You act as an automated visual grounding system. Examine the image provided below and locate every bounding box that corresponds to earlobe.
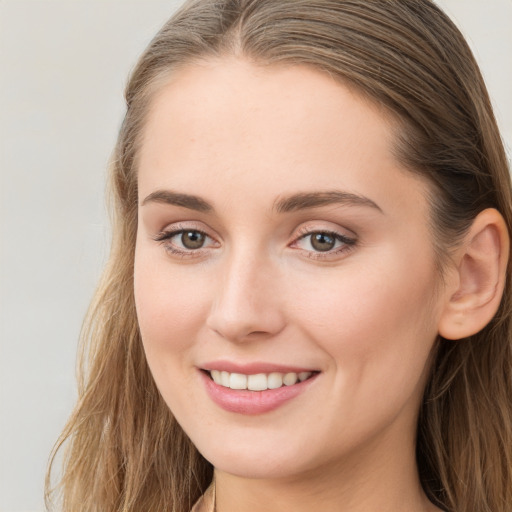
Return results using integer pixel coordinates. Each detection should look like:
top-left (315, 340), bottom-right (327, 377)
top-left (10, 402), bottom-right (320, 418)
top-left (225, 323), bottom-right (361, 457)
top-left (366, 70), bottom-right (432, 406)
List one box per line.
top-left (438, 208), bottom-right (509, 340)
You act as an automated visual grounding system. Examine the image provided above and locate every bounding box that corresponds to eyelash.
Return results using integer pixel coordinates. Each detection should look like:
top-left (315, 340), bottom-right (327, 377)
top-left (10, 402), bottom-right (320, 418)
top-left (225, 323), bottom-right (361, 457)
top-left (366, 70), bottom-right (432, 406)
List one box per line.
top-left (153, 224), bottom-right (215, 259)
top-left (153, 224), bottom-right (357, 260)
top-left (293, 227), bottom-right (357, 260)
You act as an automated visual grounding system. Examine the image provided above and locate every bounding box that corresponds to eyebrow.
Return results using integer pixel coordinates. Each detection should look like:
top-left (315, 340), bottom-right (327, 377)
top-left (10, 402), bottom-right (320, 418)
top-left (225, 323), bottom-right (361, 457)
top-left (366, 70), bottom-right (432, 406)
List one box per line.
top-left (274, 191), bottom-right (382, 213)
top-left (141, 189), bottom-right (382, 214)
top-left (141, 190), bottom-right (212, 212)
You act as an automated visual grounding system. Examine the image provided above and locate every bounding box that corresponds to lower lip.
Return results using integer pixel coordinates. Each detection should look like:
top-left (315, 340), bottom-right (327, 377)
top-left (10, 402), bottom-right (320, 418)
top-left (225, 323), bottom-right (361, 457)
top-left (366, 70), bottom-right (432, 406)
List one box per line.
top-left (200, 371), bottom-right (318, 415)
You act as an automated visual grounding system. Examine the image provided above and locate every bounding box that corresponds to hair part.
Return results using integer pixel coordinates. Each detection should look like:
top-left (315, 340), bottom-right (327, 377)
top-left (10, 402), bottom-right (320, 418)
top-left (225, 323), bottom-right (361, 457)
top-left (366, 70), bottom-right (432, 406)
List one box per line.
top-left (47, 2), bottom-right (512, 511)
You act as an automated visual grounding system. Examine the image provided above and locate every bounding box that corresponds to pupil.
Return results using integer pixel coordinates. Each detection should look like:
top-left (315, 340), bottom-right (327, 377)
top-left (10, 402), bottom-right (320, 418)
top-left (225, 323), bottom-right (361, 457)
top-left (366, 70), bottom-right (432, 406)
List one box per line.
top-left (181, 231), bottom-right (205, 249)
top-left (311, 233), bottom-right (335, 252)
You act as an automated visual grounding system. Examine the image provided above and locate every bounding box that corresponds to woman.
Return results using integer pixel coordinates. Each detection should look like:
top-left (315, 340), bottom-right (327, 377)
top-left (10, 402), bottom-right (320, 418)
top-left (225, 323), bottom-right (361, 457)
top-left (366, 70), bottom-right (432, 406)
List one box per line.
top-left (46, 1), bottom-right (512, 511)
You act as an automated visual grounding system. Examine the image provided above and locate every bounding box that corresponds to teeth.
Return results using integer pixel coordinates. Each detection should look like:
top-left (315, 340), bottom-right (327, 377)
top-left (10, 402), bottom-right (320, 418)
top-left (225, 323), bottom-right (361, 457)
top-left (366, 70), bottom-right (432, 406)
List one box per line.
top-left (229, 372), bottom-right (247, 390)
top-left (283, 372), bottom-right (298, 386)
top-left (247, 373), bottom-right (267, 391)
top-left (267, 372), bottom-right (283, 389)
top-left (211, 369), bottom-right (221, 384)
top-left (221, 371), bottom-right (230, 387)
top-left (208, 370), bottom-right (313, 391)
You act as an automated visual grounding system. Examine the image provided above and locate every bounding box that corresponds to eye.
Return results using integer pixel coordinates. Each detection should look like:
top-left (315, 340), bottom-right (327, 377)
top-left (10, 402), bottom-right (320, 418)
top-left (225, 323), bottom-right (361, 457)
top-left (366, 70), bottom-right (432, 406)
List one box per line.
top-left (153, 226), bottom-right (218, 256)
top-left (308, 232), bottom-right (338, 252)
top-left (176, 230), bottom-right (206, 250)
top-left (292, 229), bottom-right (356, 258)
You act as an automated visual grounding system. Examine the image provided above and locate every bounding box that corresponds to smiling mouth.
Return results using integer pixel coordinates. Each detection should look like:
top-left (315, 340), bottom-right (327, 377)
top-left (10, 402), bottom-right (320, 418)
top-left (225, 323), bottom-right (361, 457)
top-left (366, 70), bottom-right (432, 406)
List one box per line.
top-left (204, 369), bottom-right (318, 391)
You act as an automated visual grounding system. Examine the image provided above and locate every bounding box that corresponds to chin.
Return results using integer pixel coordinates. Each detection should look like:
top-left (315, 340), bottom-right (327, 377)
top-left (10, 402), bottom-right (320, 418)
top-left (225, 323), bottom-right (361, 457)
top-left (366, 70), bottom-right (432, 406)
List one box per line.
top-left (188, 426), bottom-right (327, 480)
top-left (205, 452), bottom-right (306, 480)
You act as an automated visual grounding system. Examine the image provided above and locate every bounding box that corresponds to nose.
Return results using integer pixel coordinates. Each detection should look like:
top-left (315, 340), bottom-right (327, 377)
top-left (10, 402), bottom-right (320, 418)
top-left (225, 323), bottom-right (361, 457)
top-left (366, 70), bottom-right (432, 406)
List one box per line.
top-left (206, 250), bottom-right (286, 343)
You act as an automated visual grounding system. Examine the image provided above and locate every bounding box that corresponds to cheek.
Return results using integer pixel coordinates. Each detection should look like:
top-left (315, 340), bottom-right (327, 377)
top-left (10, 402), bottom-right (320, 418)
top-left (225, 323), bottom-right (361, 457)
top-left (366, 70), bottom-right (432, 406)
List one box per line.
top-left (286, 258), bottom-right (440, 443)
top-left (290, 252), bottom-right (440, 380)
top-left (134, 249), bottom-right (210, 359)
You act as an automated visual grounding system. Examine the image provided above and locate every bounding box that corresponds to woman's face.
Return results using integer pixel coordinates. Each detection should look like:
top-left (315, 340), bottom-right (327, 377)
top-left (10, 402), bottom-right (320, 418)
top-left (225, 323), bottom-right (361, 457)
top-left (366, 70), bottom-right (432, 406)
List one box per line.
top-left (135, 59), bottom-right (447, 480)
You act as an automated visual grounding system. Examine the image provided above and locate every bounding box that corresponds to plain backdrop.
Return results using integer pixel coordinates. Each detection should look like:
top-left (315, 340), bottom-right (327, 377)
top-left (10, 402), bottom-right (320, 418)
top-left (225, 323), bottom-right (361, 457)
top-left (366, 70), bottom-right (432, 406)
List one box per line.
top-left (0, 1), bottom-right (511, 511)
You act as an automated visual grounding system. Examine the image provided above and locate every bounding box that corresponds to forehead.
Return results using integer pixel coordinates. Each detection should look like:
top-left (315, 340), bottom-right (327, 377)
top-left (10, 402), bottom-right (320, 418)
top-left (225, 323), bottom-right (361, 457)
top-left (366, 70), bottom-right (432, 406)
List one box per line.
top-left (137, 58), bottom-right (429, 219)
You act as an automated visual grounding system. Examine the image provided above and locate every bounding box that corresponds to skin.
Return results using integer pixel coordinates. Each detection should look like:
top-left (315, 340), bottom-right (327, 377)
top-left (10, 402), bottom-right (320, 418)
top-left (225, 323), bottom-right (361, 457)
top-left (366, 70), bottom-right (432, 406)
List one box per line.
top-left (134, 58), bottom-right (446, 511)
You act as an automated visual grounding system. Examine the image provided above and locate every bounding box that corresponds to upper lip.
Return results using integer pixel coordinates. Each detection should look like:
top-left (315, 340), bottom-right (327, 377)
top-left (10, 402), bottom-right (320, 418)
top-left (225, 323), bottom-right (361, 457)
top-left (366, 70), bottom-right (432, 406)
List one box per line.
top-left (200, 360), bottom-right (319, 374)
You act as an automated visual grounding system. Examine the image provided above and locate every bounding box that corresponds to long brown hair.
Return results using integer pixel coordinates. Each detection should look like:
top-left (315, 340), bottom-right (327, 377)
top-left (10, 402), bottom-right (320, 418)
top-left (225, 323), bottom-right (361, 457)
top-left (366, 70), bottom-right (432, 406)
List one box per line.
top-left (46, 1), bottom-right (512, 511)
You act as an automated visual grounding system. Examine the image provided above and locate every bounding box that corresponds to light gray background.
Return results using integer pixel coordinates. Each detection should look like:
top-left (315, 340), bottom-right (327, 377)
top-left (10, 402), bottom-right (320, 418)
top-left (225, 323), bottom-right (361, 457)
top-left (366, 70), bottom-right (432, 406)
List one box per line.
top-left (0, 1), bottom-right (511, 511)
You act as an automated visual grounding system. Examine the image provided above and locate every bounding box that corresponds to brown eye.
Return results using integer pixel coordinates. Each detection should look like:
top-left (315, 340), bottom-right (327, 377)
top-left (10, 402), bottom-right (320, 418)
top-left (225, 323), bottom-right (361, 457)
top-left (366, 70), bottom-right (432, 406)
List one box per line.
top-left (181, 231), bottom-right (206, 249)
top-left (292, 229), bottom-right (356, 258)
top-left (310, 232), bottom-right (336, 252)
top-left (154, 227), bottom-right (217, 257)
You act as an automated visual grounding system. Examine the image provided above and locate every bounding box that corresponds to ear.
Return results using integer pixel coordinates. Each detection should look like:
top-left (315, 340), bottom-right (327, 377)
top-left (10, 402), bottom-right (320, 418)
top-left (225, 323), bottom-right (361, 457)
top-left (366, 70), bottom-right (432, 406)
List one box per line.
top-left (438, 208), bottom-right (509, 340)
